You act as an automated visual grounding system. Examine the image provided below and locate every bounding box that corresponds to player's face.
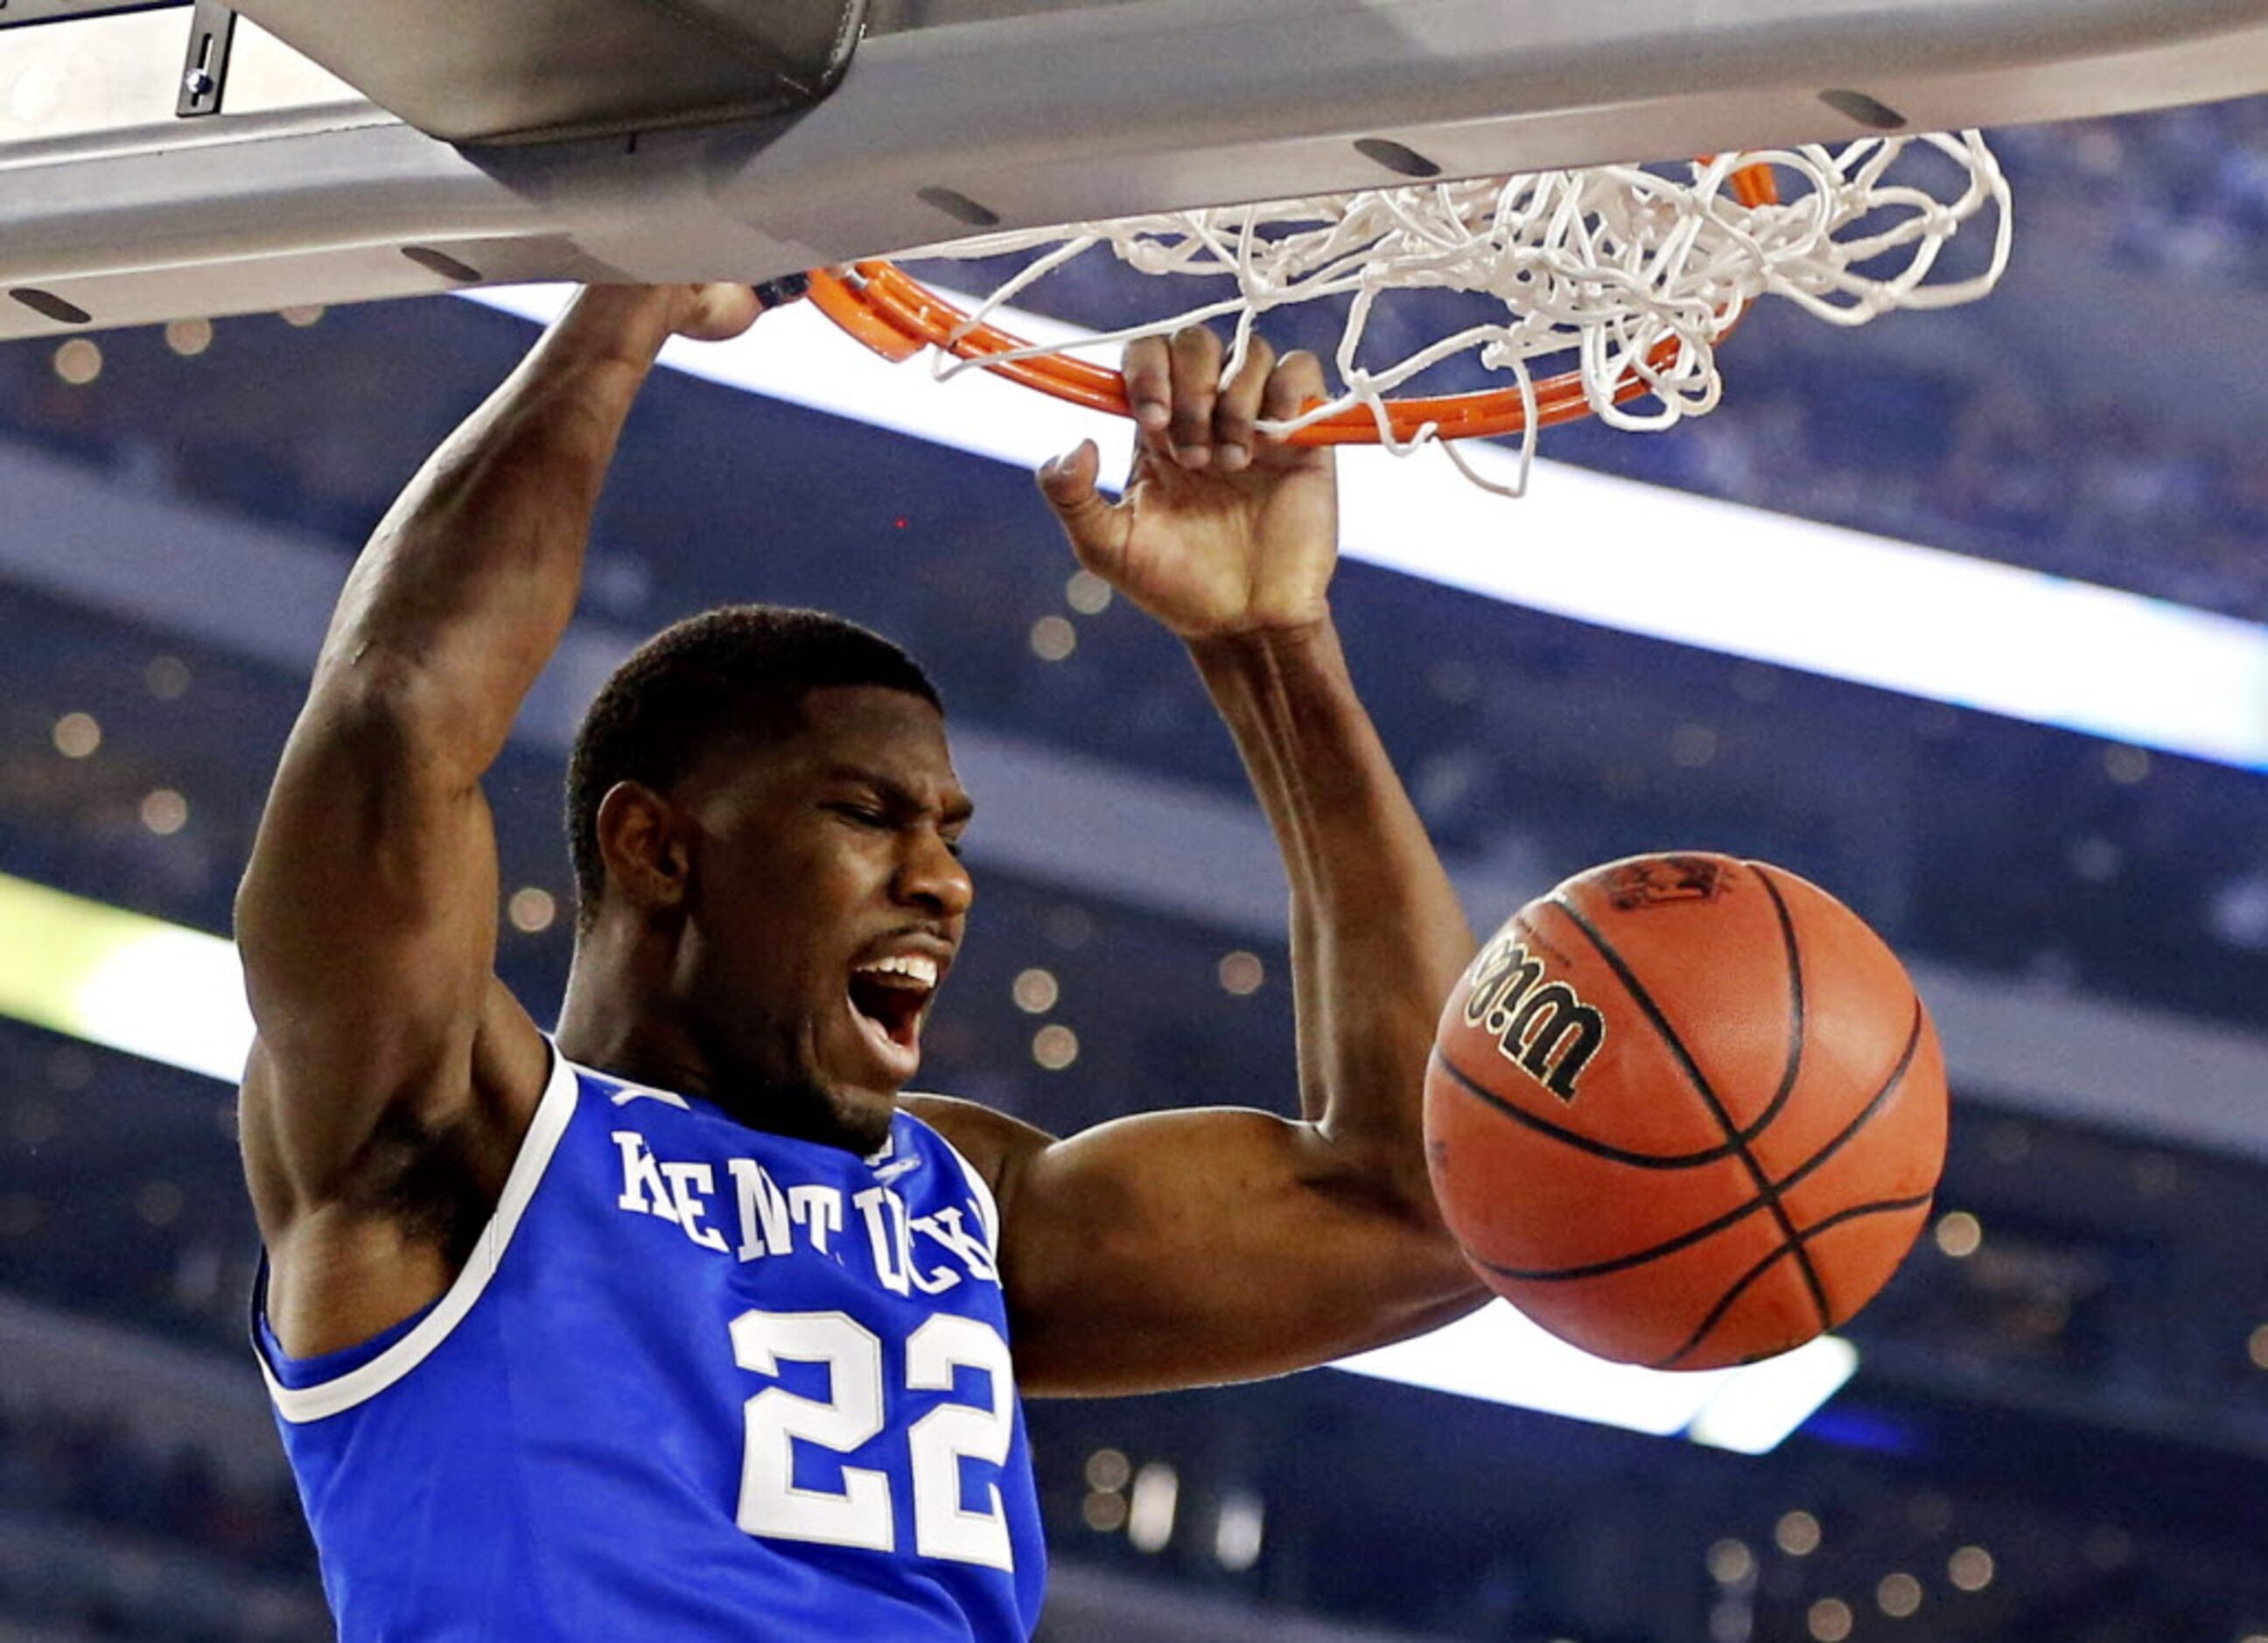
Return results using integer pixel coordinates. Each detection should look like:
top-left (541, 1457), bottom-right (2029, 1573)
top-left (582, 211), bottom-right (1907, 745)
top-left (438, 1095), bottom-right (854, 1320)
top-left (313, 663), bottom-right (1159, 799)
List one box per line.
top-left (676, 685), bottom-right (973, 1152)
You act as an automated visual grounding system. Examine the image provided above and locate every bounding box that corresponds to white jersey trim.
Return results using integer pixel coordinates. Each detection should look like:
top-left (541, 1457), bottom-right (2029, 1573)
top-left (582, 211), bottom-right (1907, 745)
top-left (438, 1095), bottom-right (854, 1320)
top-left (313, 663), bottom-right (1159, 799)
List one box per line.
top-left (256, 1042), bottom-right (581, 1425)
top-left (907, 1111), bottom-right (1001, 1255)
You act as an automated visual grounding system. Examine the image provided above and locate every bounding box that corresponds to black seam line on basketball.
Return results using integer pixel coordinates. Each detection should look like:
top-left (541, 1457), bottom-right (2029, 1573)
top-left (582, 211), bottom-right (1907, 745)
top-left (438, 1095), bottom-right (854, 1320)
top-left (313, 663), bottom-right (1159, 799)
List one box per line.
top-left (1750, 862), bottom-right (1809, 1156)
top-left (1649, 1191), bottom-right (1936, 1372)
top-left (1746, 862), bottom-right (1835, 1323)
top-left (1550, 895), bottom-right (1832, 1332)
top-left (1474, 1002), bottom-right (1925, 1282)
top-left (1432, 1048), bottom-right (1767, 1171)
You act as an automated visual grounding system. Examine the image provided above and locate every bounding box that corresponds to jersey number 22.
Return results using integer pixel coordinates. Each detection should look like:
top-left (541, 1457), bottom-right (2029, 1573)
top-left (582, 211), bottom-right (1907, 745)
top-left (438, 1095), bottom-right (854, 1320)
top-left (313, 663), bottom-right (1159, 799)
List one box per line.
top-left (732, 1308), bottom-right (1016, 1570)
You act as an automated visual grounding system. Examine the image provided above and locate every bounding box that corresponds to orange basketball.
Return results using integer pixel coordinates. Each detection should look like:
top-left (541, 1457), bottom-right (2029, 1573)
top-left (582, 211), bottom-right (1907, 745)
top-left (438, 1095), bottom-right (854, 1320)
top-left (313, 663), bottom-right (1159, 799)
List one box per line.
top-left (1424, 852), bottom-right (1948, 1370)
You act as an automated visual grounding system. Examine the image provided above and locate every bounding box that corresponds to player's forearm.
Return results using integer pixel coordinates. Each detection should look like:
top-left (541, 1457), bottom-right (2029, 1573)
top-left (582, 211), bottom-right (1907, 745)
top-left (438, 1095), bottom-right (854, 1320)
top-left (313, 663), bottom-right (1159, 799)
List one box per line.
top-left (313, 287), bottom-right (679, 780)
top-left (1190, 616), bottom-right (1475, 1207)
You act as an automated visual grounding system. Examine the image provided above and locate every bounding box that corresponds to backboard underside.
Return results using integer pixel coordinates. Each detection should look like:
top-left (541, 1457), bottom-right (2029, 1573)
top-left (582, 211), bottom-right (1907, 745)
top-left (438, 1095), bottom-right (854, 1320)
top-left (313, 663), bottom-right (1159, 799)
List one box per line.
top-left (3, 0), bottom-right (2266, 340)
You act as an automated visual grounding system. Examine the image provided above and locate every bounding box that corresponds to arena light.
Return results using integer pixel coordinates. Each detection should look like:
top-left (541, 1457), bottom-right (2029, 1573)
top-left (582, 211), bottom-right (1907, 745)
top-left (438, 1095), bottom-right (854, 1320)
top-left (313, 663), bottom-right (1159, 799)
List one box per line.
top-left (0, 871), bottom-right (250, 1081)
top-left (1684, 1332), bottom-right (1862, 1454)
top-left (468, 287), bottom-right (2268, 773)
top-left (1334, 1299), bottom-right (1858, 1451)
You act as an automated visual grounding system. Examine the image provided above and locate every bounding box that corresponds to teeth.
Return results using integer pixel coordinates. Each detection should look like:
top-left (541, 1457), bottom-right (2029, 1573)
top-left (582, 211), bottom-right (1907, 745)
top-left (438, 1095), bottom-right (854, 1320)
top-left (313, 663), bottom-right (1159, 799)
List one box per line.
top-left (856, 954), bottom-right (938, 988)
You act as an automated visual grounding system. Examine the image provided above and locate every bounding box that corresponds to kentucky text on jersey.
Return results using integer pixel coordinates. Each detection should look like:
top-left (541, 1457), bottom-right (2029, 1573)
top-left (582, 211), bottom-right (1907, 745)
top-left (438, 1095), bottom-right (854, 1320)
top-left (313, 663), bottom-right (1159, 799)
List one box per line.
top-left (611, 1129), bottom-right (1001, 1291)
top-left (251, 1047), bottom-right (1047, 1640)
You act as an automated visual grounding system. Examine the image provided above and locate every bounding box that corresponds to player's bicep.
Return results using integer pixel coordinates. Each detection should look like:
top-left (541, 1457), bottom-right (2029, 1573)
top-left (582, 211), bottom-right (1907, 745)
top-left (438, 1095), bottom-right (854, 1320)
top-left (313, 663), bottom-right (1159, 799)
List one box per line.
top-left (235, 677), bottom-right (508, 1206)
top-left (996, 1108), bottom-right (1483, 1397)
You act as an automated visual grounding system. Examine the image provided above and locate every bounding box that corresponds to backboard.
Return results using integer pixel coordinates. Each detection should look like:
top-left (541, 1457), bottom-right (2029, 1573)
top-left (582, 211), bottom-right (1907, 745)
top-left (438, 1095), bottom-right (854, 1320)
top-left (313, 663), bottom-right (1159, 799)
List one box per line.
top-left (4, 0), bottom-right (2267, 340)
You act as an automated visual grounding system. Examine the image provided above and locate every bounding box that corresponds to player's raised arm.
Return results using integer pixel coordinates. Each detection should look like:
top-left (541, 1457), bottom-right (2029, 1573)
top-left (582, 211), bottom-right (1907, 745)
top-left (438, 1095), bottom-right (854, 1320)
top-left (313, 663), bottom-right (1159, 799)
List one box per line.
top-left (979, 331), bottom-right (1493, 1395)
top-left (234, 285), bottom-right (760, 1292)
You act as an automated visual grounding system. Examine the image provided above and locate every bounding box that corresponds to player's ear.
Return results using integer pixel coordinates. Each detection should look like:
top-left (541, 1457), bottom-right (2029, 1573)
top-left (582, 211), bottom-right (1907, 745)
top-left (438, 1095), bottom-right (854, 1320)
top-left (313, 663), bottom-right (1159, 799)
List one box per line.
top-left (594, 780), bottom-right (691, 918)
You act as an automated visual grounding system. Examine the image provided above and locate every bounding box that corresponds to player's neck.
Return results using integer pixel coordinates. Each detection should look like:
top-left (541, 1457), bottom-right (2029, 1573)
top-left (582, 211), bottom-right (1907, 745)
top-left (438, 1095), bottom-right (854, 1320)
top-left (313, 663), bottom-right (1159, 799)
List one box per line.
top-left (555, 934), bottom-right (706, 1099)
top-left (554, 1010), bottom-right (704, 1101)
top-left (556, 926), bottom-right (892, 1152)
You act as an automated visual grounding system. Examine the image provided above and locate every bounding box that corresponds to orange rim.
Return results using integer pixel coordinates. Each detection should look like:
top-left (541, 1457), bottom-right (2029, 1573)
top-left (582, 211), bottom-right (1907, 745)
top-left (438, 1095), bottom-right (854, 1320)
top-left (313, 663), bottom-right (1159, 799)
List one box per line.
top-left (805, 160), bottom-right (1780, 445)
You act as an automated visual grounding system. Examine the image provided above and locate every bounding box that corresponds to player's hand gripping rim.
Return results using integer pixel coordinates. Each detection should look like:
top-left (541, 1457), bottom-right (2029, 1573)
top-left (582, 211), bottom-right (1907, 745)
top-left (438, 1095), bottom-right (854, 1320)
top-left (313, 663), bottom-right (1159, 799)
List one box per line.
top-left (1036, 326), bottom-right (1340, 644)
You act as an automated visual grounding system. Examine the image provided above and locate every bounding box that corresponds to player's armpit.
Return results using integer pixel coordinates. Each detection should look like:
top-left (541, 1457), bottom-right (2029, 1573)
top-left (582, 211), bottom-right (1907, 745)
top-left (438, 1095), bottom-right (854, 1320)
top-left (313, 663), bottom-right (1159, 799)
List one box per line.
top-left (931, 1100), bottom-right (1488, 1398)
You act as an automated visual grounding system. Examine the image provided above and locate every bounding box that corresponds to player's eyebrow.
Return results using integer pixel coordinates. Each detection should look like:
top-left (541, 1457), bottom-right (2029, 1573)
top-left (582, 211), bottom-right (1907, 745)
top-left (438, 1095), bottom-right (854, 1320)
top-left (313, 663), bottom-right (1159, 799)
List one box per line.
top-left (820, 762), bottom-right (975, 825)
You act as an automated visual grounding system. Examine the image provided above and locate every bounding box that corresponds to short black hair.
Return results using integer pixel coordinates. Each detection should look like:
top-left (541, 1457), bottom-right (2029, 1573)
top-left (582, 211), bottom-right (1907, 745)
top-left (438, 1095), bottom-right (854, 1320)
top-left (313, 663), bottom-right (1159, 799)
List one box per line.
top-left (565, 605), bottom-right (940, 928)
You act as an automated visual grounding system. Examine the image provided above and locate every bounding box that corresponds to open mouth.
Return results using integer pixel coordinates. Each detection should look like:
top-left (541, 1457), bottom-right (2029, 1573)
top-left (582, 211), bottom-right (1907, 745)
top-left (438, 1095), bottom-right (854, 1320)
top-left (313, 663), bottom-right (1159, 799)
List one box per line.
top-left (846, 953), bottom-right (939, 1069)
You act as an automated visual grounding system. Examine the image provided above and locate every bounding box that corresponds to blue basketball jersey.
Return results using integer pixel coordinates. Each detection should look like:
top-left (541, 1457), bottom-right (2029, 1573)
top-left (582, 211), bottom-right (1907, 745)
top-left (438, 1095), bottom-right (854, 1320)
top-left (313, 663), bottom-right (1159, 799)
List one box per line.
top-left (252, 1045), bottom-right (1046, 1640)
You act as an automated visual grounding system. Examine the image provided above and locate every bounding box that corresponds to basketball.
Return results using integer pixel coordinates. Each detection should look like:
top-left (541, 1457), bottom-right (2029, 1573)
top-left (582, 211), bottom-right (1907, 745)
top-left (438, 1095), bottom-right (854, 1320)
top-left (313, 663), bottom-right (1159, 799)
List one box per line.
top-left (1424, 852), bottom-right (1948, 1371)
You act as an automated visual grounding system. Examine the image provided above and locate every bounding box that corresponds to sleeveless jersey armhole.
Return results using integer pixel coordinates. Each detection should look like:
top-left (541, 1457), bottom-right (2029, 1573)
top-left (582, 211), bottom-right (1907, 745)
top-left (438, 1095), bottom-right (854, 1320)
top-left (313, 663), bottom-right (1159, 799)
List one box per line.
top-left (251, 1042), bottom-right (581, 1424)
top-left (906, 1110), bottom-right (1003, 1255)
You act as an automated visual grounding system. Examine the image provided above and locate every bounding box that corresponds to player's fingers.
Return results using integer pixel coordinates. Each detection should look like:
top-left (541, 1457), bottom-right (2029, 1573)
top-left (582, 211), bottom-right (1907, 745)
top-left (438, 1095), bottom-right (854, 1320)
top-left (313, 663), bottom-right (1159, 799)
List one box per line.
top-left (1035, 441), bottom-right (1129, 566)
top-left (1260, 348), bottom-right (1329, 434)
top-left (1211, 333), bottom-right (1277, 473)
top-left (1166, 325), bottom-right (1225, 470)
top-left (674, 283), bottom-right (767, 342)
top-left (1123, 336), bottom-right (1172, 436)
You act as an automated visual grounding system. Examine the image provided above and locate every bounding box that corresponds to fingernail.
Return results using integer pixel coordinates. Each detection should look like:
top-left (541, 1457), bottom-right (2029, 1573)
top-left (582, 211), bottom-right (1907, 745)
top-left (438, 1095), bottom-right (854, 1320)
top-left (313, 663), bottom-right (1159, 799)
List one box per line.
top-left (1137, 402), bottom-right (1170, 430)
top-left (1218, 443), bottom-right (1250, 471)
top-left (1176, 444), bottom-right (1211, 469)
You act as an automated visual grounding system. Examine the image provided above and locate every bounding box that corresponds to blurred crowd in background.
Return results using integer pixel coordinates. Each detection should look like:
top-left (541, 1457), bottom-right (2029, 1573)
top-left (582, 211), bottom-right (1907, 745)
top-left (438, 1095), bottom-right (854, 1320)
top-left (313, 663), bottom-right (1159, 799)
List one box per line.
top-left (0, 1399), bottom-right (318, 1643)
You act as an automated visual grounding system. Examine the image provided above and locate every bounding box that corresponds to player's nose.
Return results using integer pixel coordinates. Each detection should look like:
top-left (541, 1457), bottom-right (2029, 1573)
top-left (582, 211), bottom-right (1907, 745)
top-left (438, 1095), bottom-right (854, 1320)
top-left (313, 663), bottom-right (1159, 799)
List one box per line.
top-left (896, 828), bottom-right (974, 919)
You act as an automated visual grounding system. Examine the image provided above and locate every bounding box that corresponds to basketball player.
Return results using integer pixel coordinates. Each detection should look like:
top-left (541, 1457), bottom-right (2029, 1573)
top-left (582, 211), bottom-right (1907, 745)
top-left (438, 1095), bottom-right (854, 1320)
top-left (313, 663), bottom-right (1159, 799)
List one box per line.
top-left (236, 282), bottom-right (1489, 1638)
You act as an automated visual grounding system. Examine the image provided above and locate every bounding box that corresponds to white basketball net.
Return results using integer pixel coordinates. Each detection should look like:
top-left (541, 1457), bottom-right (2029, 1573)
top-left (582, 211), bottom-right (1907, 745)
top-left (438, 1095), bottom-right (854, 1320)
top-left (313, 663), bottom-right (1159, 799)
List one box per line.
top-left (907, 131), bottom-right (2012, 493)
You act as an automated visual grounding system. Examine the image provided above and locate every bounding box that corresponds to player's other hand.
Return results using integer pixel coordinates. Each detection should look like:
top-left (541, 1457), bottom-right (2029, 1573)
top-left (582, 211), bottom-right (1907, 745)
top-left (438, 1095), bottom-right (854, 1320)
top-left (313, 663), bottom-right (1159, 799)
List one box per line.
top-left (663, 279), bottom-right (802, 342)
top-left (1036, 328), bottom-right (1340, 643)
top-left (564, 280), bottom-right (801, 356)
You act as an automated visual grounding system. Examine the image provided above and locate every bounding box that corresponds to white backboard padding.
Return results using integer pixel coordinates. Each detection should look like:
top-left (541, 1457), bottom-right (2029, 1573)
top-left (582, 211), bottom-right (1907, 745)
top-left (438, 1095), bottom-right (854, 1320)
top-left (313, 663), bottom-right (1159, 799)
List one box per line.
top-left (4, 0), bottom-right (2268, 338)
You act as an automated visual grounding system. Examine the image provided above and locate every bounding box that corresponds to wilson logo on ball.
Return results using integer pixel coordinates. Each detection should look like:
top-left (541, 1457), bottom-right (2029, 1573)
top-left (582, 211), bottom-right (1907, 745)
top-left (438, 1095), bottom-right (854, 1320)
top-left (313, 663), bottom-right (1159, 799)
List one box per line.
top-left (1460, 933), bottom-right (1606, 1103)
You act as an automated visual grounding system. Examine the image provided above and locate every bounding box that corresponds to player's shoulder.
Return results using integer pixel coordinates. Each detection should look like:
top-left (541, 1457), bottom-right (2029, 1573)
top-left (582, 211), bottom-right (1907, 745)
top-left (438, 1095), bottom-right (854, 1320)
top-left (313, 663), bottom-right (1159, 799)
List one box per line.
top-left (898, 1094), bottom-right (1055, 1208)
